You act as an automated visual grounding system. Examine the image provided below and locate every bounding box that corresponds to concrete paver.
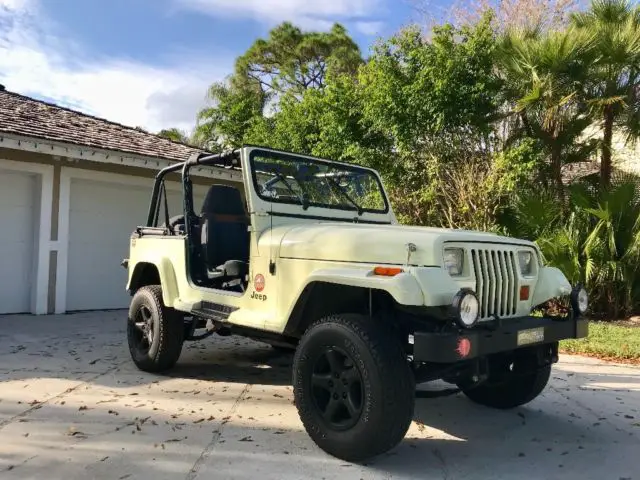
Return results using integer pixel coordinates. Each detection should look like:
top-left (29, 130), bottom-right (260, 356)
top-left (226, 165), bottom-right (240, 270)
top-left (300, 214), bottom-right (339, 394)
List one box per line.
top-left (0, 311), bottom-right (639, 479)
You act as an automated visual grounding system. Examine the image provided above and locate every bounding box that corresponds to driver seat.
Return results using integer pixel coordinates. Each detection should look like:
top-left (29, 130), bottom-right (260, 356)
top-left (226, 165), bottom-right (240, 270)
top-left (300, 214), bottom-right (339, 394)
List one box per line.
top-left (200, 184), bottom-right (250, 283)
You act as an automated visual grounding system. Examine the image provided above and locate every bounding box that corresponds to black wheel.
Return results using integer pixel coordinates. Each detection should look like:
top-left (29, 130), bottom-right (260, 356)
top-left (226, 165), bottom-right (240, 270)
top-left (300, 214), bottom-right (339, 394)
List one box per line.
top-left (459, 350), bottom-right (552, 409)
top-left (127, 285), bottom-right (184, 373)
top-left (293, 314), bottom-right (415, 462)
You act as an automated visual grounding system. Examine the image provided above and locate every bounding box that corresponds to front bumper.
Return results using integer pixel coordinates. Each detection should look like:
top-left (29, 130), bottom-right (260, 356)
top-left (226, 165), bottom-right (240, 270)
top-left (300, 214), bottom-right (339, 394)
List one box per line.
top-left (413, 315), bottom-right (588, 363)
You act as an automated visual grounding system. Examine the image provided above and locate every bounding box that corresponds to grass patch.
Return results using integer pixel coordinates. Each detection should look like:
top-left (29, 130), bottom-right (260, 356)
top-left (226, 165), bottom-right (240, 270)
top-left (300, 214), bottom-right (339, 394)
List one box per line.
top-left (560, 321), bottom-right (640, 364)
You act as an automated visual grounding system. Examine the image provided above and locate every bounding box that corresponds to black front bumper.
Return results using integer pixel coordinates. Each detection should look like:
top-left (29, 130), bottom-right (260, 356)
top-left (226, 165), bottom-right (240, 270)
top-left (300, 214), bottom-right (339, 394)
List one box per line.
top-left (413, 315), bottom-right (588, 363)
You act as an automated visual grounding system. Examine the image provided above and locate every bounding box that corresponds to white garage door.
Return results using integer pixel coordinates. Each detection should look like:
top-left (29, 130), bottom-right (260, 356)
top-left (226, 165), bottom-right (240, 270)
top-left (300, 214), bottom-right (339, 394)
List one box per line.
top-left (65, 175), bottom-right (207, 311)
top-left (0, 170), bottom-right (36, 314)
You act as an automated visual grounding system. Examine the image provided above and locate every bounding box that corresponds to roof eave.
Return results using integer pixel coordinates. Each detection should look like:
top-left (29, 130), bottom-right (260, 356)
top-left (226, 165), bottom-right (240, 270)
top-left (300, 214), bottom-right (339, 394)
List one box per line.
top-left (0, 132), bottom-right (243, 182)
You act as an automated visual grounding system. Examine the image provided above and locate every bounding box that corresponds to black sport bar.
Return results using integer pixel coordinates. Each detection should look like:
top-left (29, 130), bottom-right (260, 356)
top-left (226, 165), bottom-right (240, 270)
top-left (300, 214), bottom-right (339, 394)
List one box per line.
top-left (145, 149), bottom-right (240, 227)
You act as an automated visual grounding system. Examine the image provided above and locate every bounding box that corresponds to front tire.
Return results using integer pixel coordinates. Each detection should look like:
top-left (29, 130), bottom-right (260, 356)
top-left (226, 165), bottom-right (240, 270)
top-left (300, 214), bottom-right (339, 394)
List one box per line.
top-left (459, 349), bottom-right (552, 409)
top-left (127, 285), bottom-right (184, 373)
top-left (293, 314), bottom-right (415, 462)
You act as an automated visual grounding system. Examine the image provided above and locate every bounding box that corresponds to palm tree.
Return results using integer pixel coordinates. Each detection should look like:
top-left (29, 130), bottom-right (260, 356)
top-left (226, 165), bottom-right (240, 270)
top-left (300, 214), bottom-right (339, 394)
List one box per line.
top-left (571, 0), bottom-right (640, 190)
top-left (497, 26), bottom-right (595, 197)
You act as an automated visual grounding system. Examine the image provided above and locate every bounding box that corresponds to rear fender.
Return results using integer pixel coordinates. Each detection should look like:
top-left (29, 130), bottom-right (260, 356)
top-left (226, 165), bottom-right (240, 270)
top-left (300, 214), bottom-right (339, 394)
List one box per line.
top-left (127, 258), bottom-right (179, 308)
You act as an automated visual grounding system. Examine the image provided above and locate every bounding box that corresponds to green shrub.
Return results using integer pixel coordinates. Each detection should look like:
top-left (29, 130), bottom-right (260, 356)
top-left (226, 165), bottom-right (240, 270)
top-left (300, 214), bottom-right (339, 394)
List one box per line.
top-left (504, 178), bottom-right (640, 319)
top-left (387, 155), bottom-right (512, 232)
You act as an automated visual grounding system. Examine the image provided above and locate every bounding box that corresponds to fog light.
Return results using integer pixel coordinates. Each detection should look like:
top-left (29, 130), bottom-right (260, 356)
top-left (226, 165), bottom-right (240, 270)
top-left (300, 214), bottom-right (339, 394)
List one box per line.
top-left (452, 289), bottom-right (479, 328)
top-left (571, 285), bottom-right (588, 314)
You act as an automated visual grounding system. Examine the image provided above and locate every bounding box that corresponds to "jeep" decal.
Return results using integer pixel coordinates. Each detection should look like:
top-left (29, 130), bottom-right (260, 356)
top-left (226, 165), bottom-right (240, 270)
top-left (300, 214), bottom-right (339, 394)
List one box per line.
top-left (251, 291), bottom-right (267, 301)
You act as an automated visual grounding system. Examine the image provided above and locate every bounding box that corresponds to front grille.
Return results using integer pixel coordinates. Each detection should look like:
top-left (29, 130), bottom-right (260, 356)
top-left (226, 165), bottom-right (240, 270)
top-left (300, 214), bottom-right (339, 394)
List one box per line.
top-left (471, 248), bottom-right (519, 320)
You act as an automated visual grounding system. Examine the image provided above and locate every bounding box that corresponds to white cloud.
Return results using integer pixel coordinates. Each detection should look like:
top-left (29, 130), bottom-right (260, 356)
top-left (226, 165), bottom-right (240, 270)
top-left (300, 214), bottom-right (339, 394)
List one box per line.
top-left (0, 0), bottom-right (31, 10)
top-left (0, 0), bottom-right (231, 133)
top-left (174, 0), bottom-right (385, 33)
top-left (354, 20), bottom-right (384, 36)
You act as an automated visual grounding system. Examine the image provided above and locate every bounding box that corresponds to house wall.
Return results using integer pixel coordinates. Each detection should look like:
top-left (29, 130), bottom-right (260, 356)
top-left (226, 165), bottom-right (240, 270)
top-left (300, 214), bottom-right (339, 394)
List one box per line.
top-left (581, 124), bottom-right (640, 178)
top-left (0, 145), bottom-right (244, 315)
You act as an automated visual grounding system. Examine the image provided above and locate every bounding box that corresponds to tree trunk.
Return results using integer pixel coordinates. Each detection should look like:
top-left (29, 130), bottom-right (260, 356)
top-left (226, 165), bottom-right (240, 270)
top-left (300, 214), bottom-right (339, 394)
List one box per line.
top-left (601, 105), bottom-right (614, 191)
top-left (551, 142), bottom-right (564, 204)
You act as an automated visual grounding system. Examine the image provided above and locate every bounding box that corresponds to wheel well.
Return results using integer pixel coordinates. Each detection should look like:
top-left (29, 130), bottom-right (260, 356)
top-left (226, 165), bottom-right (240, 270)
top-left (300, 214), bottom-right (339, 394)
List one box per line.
top-left (283, 282), bottom-right (396, 337)
top-left (129, 262), bottom-right (161, 294)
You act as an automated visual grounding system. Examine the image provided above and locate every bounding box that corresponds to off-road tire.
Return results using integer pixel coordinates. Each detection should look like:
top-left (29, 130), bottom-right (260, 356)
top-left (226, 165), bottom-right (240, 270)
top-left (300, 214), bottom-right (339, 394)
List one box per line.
top-left (460, 363), bottom-right (551, 409)
top-left (292, 313), bottom-right (415, 462)
top-left (127, 285), bottom-right (184, 373)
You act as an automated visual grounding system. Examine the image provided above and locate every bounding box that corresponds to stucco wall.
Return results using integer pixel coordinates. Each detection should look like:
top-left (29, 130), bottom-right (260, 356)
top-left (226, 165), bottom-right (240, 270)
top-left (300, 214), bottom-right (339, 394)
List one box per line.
top-left (581, 124), bottom-right (640, 178)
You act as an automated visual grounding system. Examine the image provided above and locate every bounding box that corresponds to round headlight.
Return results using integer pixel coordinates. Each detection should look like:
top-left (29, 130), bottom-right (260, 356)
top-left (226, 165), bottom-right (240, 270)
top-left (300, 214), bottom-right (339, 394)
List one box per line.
top-left (452, 289), bottom-right (479, 328)
top-left (571, 285), bottom-right (588, 314)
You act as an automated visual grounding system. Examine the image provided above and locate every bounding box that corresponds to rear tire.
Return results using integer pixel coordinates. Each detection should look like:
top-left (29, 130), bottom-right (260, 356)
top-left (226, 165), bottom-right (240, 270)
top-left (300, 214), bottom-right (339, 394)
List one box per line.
top-left (459, 350), bottom-right (552, 409)
top-left (292, 314), bottom-right (415, 462)
top-left (127, 285), bottom-right (184, 373)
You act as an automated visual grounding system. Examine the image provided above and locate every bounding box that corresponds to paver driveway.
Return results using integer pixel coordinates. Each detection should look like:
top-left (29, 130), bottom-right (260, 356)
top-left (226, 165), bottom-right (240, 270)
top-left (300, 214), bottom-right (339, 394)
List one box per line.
top-left (0, 311), bottom-right (639, 479)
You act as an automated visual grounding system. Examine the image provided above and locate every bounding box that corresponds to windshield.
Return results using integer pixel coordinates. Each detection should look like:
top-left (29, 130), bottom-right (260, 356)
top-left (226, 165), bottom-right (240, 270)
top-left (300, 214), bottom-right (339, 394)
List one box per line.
top-left (249, 149), bottom-right (389, 214)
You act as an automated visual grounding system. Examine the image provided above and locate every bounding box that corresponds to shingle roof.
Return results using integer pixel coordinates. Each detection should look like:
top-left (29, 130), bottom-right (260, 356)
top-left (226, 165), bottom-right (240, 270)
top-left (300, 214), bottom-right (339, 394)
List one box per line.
top-left (0, 86), bottom-right (207, 162)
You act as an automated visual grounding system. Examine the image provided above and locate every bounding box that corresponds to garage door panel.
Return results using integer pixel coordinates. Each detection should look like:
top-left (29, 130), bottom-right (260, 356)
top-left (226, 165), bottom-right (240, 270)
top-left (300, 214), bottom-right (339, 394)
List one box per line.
top-left (67, 179), bottom-right (149, 311)
top-left (65, 175), bottom-right (207, 311)
top-left (0, 207), bottom-right (36, 243)
top-left (0, 170), bottom-right (35, 314)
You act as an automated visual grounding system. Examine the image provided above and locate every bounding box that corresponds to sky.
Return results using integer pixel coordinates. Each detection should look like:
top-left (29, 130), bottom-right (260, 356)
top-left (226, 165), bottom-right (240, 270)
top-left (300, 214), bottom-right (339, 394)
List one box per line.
top-left (0, 0), bottom-right (443, 135)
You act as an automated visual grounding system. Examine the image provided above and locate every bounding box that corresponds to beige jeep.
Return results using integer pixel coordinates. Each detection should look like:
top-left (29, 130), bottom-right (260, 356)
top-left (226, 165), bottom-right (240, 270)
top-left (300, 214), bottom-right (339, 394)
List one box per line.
top-left (122, 145), bottom-right (588, 462)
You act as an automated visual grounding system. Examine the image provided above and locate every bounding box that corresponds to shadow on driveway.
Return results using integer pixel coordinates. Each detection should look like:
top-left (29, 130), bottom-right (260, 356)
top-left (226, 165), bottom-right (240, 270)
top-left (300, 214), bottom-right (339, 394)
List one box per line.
top-left (1, 311), bottom-right (639, 479)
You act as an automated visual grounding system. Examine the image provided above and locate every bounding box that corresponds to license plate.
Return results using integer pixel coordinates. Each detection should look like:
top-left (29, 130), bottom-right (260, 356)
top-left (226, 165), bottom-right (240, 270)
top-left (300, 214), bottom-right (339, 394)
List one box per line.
top-left (517, 327), bottom-right (544, 346)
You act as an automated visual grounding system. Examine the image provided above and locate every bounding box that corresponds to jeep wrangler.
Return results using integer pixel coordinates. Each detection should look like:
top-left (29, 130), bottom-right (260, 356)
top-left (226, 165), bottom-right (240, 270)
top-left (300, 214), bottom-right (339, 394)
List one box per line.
top-left (122, 145), bottom-right (588, 462)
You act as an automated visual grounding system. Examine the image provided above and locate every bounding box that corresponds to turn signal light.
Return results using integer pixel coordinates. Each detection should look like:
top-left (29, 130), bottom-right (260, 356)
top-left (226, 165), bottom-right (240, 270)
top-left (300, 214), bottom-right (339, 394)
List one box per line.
top-left (520, 285), bottom-right (530, 301)
top-left (373, 266), bottom-right (404, 277)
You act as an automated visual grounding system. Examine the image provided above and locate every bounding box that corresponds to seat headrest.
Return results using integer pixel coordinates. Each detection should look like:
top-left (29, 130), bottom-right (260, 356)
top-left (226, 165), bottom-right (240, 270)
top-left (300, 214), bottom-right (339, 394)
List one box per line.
top-left (201, 184), bottom-right (246, 216)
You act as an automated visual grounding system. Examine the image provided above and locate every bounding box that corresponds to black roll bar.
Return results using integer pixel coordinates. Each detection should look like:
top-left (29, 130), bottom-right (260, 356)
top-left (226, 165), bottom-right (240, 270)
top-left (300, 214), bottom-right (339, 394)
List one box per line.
top-left (185, 150), bottom-right (240, 168)
top-left (145, 161), bottom-right (185, 227)
top-left (145, 149), bottom-right (240, 227)
top-left (181, 149), bottom-right (240, 238)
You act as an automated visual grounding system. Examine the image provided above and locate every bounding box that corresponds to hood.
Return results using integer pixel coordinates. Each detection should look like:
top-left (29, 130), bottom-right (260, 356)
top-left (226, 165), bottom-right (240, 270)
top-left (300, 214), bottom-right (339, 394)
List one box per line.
top-left (275, 223), bottom-right (535, 266)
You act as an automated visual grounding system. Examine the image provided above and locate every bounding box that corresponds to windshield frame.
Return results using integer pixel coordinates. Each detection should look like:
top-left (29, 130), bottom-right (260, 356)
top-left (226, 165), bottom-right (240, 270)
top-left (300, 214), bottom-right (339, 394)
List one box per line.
top-left (247, 148), bottom-right (390, 215)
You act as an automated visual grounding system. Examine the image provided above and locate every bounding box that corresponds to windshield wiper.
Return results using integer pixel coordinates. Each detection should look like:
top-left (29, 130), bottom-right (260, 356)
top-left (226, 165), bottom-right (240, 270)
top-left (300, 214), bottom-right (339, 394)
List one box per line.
top-left (273, 172), bottom-right (309, 210)
top-left (327, 177), bottom-right (363, 216)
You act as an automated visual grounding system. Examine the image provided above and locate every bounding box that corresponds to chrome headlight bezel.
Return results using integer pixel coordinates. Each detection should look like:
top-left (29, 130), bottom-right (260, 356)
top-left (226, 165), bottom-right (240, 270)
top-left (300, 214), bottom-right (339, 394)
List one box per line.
top-left (452, 289), bottom-right (479, 328)
top-left (571, 284), bottom-right (589, 314)
top-left (518, 250), bottom-right (535, 277)
top-left (443, 247), bottom-right (464, 276)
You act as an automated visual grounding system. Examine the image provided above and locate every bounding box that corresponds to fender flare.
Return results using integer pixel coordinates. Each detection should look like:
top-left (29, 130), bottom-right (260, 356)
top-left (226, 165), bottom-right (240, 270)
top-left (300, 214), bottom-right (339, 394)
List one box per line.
top-left (305, 268), bottom-right (425, 304)
top-left (127, 257), bottom-right (180, 308)
top-left (281, 267), bottom-right (425, 329)
top-left (531, 266), bottom-right (572, 306)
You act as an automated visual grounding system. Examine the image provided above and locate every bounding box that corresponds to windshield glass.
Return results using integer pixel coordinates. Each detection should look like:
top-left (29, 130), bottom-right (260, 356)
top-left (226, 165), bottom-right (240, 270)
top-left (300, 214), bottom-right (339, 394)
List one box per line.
top-left (249, 149), bottom-right (389, 214)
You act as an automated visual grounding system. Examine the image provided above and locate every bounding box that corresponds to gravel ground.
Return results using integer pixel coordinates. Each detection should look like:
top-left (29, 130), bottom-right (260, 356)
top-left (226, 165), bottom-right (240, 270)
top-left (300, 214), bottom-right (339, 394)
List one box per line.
top-left (0, 311), bottom-right (639, 479)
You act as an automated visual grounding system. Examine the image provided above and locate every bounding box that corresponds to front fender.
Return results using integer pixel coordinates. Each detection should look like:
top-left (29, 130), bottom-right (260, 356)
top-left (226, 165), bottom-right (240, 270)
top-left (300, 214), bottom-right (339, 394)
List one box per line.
top-left (300, 267), bottom-right (426, 306)
top-left (531, 266), bottom-right (572, 306)
top-left (127, 257), bottom-right (180, 308)
top-left (411, 267), bottom-right (465, 306)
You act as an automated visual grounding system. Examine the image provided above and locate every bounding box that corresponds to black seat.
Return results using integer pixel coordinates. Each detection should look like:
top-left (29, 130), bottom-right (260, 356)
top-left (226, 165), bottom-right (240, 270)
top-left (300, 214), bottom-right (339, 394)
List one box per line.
top-left (200, 184), bottom-right (250, 279)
